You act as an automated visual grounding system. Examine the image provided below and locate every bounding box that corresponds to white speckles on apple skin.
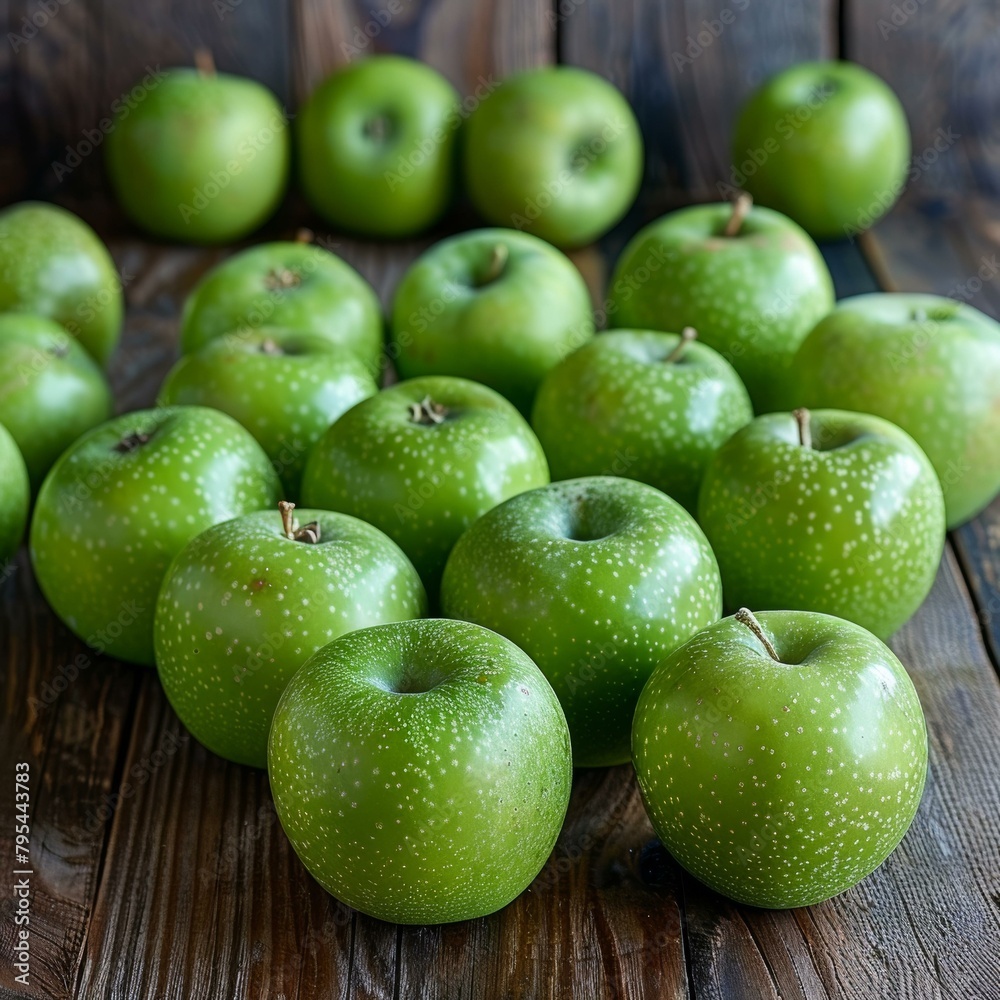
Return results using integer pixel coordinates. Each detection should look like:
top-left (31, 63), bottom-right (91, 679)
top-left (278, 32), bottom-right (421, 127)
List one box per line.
top-left (697, 409), bottom-right (946, 639)
top-left (532, 329), bottom-right (753, 513)
top-left (154, 508), bottom-right (427, 768)
top-left (301, 376), bottom-right (550, 595)
top-left (441, 476), bottom-right (723, 767)
top-left (29, 406), bottom-right (281, 666)
top-left (632, 610), bottom-right (928, 909)
top-left (267, 618), bottom-right (573, 925)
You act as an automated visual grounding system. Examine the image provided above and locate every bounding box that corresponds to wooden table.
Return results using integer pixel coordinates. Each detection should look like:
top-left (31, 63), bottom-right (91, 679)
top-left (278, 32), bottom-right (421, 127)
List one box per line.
top-left (3, 1), bottom-right (1000, 998)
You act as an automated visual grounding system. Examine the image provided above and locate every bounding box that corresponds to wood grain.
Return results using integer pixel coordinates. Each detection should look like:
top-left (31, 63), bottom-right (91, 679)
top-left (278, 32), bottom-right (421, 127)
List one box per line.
top-left (0, 549), bottom-right (139, 999)
top-left (846, 0), bottom-right (1000, 207)
top-left (561, 0), bottom-right (837, 213)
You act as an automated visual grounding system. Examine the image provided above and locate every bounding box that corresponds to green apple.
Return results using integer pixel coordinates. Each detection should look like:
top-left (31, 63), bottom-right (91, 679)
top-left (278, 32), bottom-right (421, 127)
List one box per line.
top-left (463, 66), bottom-right (643, 248)
top-left (268, 617), bottom-right (572, 923)
top-left (697, 408), bottom-right (945, 639)
top-left (158, 327), bottom-right (378, 498)
top-left (105, 59), bottom-right (289, 243)
top-left (0, 314), bottom-right (113, 491)
top-left (0, 201), bottom-right (122, 364)
top-left (301, 376), bottom-right (549, 595)
top-left (390, 228), bottom-right (594, 413)
top-left (180, 238), bottom-right (383, 370)
top-left (0, 423), bottom-right (29, 564)
top-left (607, 197), bottom-right (834, 413)
top-left (532, 329), bottom-right (753, 513)
top-left (297, 56), bottom-right (460, 237)
top-left (155, 502), bottom-right (426, 768)
top-left (730, 61), bottom-right (910, 239)
top-left (633, 608), bottom-right (928, 908)
top-left (441, 476), bottom-right (722, 766)
top-left (30, 406), bottom-right (280, 666)
top-left (793, 293), bottom-right (1000, 527)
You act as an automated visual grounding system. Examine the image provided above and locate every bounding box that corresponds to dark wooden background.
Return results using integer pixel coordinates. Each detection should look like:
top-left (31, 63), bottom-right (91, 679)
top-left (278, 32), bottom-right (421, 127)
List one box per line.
top-left (2, 1), bottom-right (1000, 998)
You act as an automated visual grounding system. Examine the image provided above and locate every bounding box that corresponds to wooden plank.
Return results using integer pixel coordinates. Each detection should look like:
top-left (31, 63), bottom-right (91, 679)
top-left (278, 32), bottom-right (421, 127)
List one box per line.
top-left (8, 0), bottom-right (104, 202)
top-left (0, 553), bottom-right (140, 999)
top-left (561, 0), bottom-right (837, 212)
top-left (97, 0), bottom-right (292, 112)
top-left (0, 0), bottom-right (28, 201)
top-left (846, 0), bottom-right (1000, 208)
top-left (292, 0), bottom-right (554, 107)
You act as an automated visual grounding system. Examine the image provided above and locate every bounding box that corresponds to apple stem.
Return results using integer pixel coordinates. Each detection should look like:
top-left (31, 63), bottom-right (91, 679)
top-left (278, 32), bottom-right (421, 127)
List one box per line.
top-left (665, 326), bottom-right (698, 363)
top-left (278, 500), bottom-right (322, 543)
top-left (734, 608), bottom-right (780, 662)
top-left (259, 337), bottom-right (283, 355)
top-left (479, 243), bottom-right (510, 286)
top-left (115, 430), bottom-right (151, 454)
top-left (295, 227), bottom-right (314, 245)
top-left (793, 408), bottom-right (812, 449)
top-left (194, 49), bottom-right (216, 77)
top-left (408, 396), bottom-right (449, 425)
top-left (723, 192), bottom-right (753, 237)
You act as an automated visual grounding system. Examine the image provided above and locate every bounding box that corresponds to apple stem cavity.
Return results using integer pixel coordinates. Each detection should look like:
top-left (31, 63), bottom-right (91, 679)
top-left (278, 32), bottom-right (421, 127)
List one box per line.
top-left (364, 114), bottom-right (391, 142)
top-left (408, 396), bottom-right (449, 425)
top-left (477, 243), bottom-right (510, 287)
top-left (723, 192), bottom-right (753, 237)
top-left (115, 430), bottom-right (152, 454)
top-left (194, 49), bottom-right (216, 77)
top-left (734, 607), bottom-right (781, 661)
top-left (278, 500), bottom-right (322, 544)
top-left (793, 407), bottom-right (813, 449)
top-left (665, 326), bottom-right (698, 363)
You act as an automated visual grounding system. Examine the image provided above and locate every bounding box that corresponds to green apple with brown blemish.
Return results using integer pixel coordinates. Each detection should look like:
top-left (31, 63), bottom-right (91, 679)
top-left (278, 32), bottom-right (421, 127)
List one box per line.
top-left (155, 502), bottom-right (426, 768)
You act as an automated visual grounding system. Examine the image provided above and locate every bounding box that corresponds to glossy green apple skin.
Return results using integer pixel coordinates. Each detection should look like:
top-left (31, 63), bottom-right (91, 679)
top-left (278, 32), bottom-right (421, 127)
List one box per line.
top-left (794, 293), bottom-right (1000, 527)
top-left (607, 203), bottom-right (833, 413)
top-left (391, 228), bottom-right (594, 414)
top-left (633, 610), bottom-right (928, 909)
top-left (0, 202), bottom-right (122, 365)
top-left (105, 68), bottom-right (289, 243)
top-left (180, 241), bottom-right (384, 369)
top-left (0, 314), bottom-right (114, 491)
top-left (532, 331), bottom-right (753, 513)
top-left (30, 406), bottom-right (281, 666)
top-left (697, 409), bottom-right (945, 639)
top-left (268, 618), bottom-right (572, 924)
top-left (155, 507), bottom-right (426, 768)
top-left (732, 61), bottom-right (910, 239)
top-left (0, 423), bottom-right (29, 563)
top-left (463, 67), bottom-right (643, 248)
top-left (442, 476), bottom-right (722, 766)
top-left (297, 56), bottom-right (459, 237)
top-left (302, 376), bottom-right (549, 595)
top-left (158, 327), bottom-right (378, 498)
